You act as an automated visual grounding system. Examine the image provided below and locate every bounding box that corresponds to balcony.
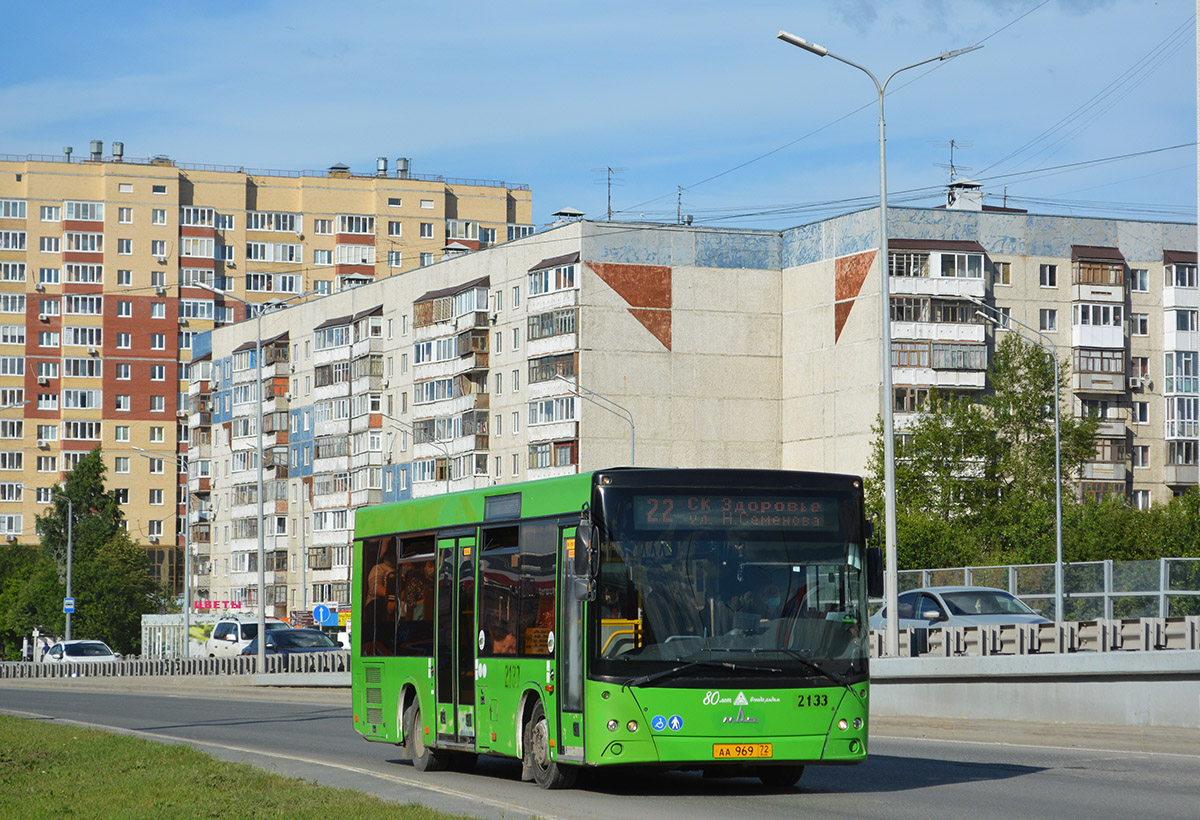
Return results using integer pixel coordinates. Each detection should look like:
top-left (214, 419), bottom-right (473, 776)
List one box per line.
top-left (889, 276), bottom-right (985, 300)
top-left (1162, 286), bottom-right (1198, 310)
top-left (1095, 418), bottom-right (1127, 438)
top-left (1164, 328), bottom-right (1199, 354)
top-left (891, 321), bottom-right (984, 344)
top-left (1165, 464), bottom-right (1199, 485)
top-left (1072, 324), bottom-right (1124, 349)
top-left (892, 367), bottom-right (986, 389)
top-left (1072, 372), bottom-right (1125, 393)
top-left (1071, 283), bottom-right (1124, 303)
top-left (1081, 461), bottom-right (1126, 482)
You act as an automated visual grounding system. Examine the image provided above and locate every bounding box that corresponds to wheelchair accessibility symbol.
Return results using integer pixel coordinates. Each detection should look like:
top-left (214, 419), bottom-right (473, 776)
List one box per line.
top-left (651, 715), bottom-right (667, 731)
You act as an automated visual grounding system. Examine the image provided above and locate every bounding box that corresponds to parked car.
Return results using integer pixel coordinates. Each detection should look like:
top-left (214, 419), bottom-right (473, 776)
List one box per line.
top-left (43, 640), bottom-right (120, 663)
top-left (205, 616), bottom-right (290, 658)
top-left (240, 628), bottom-right (343, 659)
top-left (870, 586), bottom-right (1051, 630)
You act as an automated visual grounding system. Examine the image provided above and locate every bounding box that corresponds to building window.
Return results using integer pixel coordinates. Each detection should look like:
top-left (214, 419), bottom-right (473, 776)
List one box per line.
top-left (1133, 490), bottom-right (1151, 510)
top-left (314, 249), bottom-right (332, 266)
top-left (1133, 401), bottom-right (1149, 425)
top-left (115, 394), bottom-right (130, 411)
top-left (313, 218), bottom-right (333, 235)
top-left (421, 200), bottom-right (434, 210)
top-left (1131, 313), bottom-right (1148, 335)
top-left (151, 303), bottom-right (166, 319)
top-left (117, 238), bottom-right (132, 255)
top-left (118, 207), bottom-right (132, 224)
top-left (1132, 445), bottom-right (1149, 469)
top-left (39, 236), bottom-right (60, 253)
top-left (150, 396), bottom-right (165, 412)
top-left (387, 251), bottom-right (402, 267)
top-left (387, 220), bottom-right (402, 237)
top-left (152, 239), bottom-right (167, 257)
top-left (40, 205), bottom-right (60, 222)
top-left (420, 253), bottom-right (433, 267)
top-left (152, 184), bottom-right (167, 195)
top-left (1167, 263), bottom-right (1197, 288)
top-left (117, 332), bottom-right (131, 349)
top-left (992, 261), bottom-right (1011, 286)
top-left (115, 457), bottom-right (130, 474)
top-left (117, 269), bottom-right (132, 286)
top-left (151, 333), bottom-right (165, 350)
top-left (1039, 264), bottom-right (1057, 288)
top-left (419, 222), bottom-right (434, 239)
top-left (152, 208), bottom-right (166, 225)
top-left (1130, 268), bottom-right (1149, 292)
top-left (149, 489), bottom-right (164, 506)
top-left (1038, 309), bottom-right (1057, 332)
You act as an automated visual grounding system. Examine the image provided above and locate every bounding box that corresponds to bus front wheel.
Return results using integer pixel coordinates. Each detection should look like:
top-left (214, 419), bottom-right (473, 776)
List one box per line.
top-left (405, 702), bottom-right (450, 772)
top-left (524, 700), bottom-right (576, 789)
top-left (757, 765), bottom-right (804, 788)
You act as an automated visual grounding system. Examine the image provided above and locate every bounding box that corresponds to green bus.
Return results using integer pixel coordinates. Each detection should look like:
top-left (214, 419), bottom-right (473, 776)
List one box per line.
top-left (351, 467), bottom-right (881, 789)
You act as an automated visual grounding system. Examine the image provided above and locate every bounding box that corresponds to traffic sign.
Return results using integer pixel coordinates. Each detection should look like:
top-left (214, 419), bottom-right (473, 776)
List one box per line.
top-left (63, 597), bottom-right (75, 614)
top-left (313, 604), bottom-right (331, 624)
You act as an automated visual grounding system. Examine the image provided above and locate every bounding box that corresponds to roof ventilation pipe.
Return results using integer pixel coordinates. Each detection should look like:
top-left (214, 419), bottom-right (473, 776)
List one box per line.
top-left (396, 157), bottom-right (410, 179)
top-left (89, 140), bottom-right (103, 161)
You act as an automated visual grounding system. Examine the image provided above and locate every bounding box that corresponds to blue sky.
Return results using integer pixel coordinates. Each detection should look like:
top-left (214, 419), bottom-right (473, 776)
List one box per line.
top-left (1, 1), bottom-right (1194, 230)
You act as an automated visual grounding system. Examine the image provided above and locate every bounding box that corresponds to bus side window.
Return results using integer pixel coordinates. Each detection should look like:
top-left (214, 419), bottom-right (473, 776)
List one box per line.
top-left (519, 520), bottom-right (557, 656)
top-left (479, 526), bottom-right (520, 656)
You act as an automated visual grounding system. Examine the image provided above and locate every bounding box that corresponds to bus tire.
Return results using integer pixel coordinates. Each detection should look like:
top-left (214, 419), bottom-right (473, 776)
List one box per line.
top-left (405, 702), bottom-right (450, 772)
top-left (524, 700), bottom-right (576, 789)
top-left (757, 765), bottom-right (804, 788)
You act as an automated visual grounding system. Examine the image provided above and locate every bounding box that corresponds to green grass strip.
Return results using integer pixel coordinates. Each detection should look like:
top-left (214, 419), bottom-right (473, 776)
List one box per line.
top-left (0, 714), bottom-right (475, 820)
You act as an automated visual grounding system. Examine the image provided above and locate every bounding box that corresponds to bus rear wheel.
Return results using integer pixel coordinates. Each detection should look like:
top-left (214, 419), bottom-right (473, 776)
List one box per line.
top-left (405, 702), bottom-right (450, 772)
top-left (757, 765), bottom-right (804, 788)
top-left (524, 701), bottom-right (576, 789)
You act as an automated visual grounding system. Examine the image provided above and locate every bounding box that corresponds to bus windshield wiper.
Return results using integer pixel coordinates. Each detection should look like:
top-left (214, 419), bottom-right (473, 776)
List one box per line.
top-left (703, 647), bottom-right (863, 703)
top-left (622, 658), bottom-right (783, 689)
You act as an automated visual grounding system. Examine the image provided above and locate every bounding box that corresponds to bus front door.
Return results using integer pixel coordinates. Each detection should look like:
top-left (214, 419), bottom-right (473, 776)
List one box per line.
top-left (435, 533), bottom-right (477, 747)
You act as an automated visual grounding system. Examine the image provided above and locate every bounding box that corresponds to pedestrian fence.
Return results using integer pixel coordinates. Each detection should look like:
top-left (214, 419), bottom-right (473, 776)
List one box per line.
top-left (869, 615), bottom-right (1200, 658)
top-left (0, 650), bottom-right (350, 680)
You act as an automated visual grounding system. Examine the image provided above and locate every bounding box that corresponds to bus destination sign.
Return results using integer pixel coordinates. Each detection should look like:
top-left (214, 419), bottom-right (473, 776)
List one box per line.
top-left (633, 494), bottom-right (837, 531)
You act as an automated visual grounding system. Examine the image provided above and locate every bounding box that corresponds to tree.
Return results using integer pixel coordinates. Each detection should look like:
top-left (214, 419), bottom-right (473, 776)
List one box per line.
top-left (0, 446), bottom-right (162, 657)
top-left (867, 333), bottom-right (1099, 569)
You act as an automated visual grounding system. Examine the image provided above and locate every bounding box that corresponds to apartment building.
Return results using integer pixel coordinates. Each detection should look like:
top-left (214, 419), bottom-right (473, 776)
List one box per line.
top-left (194, 198), bottom-right (1195, 622)
top-left (0, 144), bottom-right (534, 593)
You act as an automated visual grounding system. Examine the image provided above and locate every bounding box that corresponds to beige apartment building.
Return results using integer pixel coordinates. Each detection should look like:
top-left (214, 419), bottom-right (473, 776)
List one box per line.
top-left (0, 144), bottom-right (533, 593)
top-left (194, 194), bottom-right (1195, 623)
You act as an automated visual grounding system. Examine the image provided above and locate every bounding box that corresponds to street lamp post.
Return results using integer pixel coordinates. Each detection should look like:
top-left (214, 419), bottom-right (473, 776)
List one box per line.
top-left (199, 285), bottom-right (314, 670)
top-left (380, 412), bottom-right (451, 494)
top-left (135, 447), bottom-right (192, 656)
top-left (777, 31), bottom-right (981, 657)
top-left (971, 300), bottom-right (1065, 622)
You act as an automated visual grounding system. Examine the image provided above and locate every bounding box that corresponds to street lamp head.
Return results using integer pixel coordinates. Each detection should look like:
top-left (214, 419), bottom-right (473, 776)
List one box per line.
top-left (940, 44), bottom-right (983, 61)
top-left (777, 30), bottom-right (828, 56)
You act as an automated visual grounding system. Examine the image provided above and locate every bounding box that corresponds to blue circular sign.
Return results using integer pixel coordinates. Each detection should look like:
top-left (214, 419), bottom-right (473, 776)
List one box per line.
top-left (668, 715), bottom-right (684, 731)
top-left (651, 715), bottom-right (667, 732)
top-left (313, 604), bottom-right (330, 623)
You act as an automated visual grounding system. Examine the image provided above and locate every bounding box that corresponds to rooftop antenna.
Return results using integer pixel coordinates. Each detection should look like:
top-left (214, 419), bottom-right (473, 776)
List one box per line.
top-left (677, 186), bottom-right (683, 225)
top-left (591, 166), bottom-right (625, 221)
top-left (932, 139), bottom-right (973, 182)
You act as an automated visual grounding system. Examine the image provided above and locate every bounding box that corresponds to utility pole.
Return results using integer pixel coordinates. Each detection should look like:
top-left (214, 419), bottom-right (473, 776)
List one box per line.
top-left (65, 499), bottom-right (73, 641)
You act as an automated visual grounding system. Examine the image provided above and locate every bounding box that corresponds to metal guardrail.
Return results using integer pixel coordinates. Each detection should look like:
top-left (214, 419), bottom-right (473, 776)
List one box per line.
top-left (869, 615), bottom-right (1200, 658)
top-left (880, 558), bottom-right (1200, 620)
top-left (0, 651), bottom-right (350, 680)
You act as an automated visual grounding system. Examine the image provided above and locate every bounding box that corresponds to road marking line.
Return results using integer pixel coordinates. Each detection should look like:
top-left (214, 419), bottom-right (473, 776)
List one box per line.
top-left (873, 732), bottom-right (1200, 760)
top-left (0, 709), bottom-right (565, 820)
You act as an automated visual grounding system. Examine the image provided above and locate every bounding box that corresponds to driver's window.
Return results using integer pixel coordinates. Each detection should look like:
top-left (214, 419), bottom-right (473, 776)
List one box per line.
top-left (896, 592), bottom-right (917, 619)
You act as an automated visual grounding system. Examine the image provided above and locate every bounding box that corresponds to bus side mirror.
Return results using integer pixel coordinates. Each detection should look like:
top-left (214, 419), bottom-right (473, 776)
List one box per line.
top-left (866, 546), bottom-right (884, 598)
top-left (572, 578), bottom-right (596, 601)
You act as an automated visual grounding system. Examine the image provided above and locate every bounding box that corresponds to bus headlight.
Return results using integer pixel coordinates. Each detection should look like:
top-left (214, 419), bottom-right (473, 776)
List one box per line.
top-left (607, 719), bottom-right (619, 732)
top-left (626, 720), bottom-right (638, 732)
top-left (837, 719), bottom-right (849, 731)
top-left (853, 718), bottom-right (863, 730)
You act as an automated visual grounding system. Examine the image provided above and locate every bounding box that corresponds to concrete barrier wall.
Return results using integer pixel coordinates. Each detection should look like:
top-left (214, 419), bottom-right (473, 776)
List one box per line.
top-left (871, 650), bottom-right (1200, 729)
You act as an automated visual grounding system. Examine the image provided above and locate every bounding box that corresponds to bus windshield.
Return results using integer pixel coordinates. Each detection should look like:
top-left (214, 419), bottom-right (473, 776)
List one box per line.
top-left (592, 487), bottom-right (868, 682)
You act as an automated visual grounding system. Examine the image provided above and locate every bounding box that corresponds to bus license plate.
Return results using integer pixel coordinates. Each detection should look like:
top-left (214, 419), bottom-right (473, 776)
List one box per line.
top-left (712, 743), bottom-right (773, 759)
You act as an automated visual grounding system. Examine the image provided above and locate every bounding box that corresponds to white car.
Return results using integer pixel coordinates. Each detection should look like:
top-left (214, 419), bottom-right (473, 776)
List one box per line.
top-left (870, 586), bottom-right (1051, 630)
top-left (205, 616), bottom-right (290, 658)
top-left (43, 640), bottom-right (120, 663)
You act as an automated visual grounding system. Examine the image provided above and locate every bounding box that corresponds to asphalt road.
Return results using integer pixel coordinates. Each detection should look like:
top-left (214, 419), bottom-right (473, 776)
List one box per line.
top-left (2, 681), bottom-right (1198, 820)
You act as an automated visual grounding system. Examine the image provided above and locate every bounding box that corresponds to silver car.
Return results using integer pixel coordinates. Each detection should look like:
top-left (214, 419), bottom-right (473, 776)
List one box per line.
top-left (870, 586), bottom-right (1051, 630)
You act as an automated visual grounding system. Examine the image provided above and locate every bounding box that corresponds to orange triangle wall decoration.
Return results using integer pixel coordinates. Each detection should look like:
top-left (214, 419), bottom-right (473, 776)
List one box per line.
top-left (833, 250), bottom-right (876, 343)
top-left (587, 262), bottom-right (672, 350)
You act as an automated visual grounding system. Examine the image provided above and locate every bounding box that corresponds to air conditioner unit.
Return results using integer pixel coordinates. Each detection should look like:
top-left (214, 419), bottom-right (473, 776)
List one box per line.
top-left (1128, 377), bottom-right (1143, 389)
top-left (87, 347), bottom-right (98, 356)
top-left (38, 313), bottom-right (49, 322)
top-left (148, 536), bottom-right (160, 544)
top-left (4, 535), bottom-right (15, 543)
top-left (155, 286), bottom-right (167, 296)
top-left (156, 256), bottom-right (167, 264)
top-left (176, 409), bottom-right (188, 418)
top-left (36, 439), bottom-right (48, 449)
top-left (34, 283), bottom-right (45, 292)
top-left (37, 376), bottom-right (48, 385)
top-left (178, 317), bottom-right (188, 326)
